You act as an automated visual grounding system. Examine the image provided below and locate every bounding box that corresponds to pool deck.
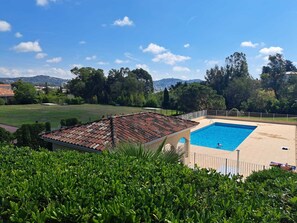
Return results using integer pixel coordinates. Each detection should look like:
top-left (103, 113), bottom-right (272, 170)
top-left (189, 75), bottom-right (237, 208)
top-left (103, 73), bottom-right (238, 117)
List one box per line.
top-left (187, 118), bottom-right (296, 168)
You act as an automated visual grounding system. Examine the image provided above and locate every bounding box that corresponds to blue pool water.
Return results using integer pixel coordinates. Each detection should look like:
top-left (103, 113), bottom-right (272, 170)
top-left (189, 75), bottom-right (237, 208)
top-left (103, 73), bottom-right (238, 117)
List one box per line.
top-left (182, 122), bottom-right (257, 151)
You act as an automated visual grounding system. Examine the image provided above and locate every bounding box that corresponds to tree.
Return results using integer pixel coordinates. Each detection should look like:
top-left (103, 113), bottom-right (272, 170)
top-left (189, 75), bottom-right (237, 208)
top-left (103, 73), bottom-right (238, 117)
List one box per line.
top-left (225, 52), bottom-right (250, 81)
top-left (130, 68), bottom-right (154, 96)
top-left (205, 65), bottom-right (225, 95)
top-left (162, 88), bottom-right (170, 109)
top-left (224, 77), bottom-right (259, 109)
top-left (15, 123), bottom-right (48, 149)
top-left (12, 80), bottom-right (37, 104)
top-left (173, 83), bottom-right (226, 112)
top-left (67, 67), bottom-right (106, 103)
top-left (261, 54), bottom-right (297, 100)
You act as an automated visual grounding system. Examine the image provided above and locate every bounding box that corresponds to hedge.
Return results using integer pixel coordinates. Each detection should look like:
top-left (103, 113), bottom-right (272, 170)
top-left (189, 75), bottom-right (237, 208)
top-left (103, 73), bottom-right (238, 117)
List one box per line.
top-left (0, 145), bottom-right (296, 222)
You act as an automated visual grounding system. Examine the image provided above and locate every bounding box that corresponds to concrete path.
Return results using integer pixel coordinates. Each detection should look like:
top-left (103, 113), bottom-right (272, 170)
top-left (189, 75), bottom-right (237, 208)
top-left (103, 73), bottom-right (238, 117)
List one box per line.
top-left (0, 124), bottom-right (18, 133)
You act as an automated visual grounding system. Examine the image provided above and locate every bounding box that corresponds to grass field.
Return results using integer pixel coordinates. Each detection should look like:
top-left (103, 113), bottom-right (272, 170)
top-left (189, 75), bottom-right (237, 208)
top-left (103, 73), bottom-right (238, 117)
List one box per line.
top-left (0, 104), bottom-right (145, 129)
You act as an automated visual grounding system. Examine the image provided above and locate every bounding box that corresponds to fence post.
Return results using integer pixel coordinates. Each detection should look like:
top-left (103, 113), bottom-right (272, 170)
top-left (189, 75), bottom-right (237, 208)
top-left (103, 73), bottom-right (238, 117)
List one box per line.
top-left (216, 110), bottom-right (217, 116)
top-left (248, 112), bottom-right (250, 118)
top-left (225, 158), bottom-right (228, 175)
top-left (263, 165), bottom-right (265, 170)
top-left (226, 111), bottom-right (228, 117)
top-left (194, 153), bottom-right (196, 169)
top-left (236, 150), bottom-right (240, 174)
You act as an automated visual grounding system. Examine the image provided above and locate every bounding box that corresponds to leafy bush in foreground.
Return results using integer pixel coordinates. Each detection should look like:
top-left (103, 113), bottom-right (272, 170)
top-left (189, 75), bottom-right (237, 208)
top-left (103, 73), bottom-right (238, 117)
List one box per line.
top-left (0, 145), bottom-right (297, 222)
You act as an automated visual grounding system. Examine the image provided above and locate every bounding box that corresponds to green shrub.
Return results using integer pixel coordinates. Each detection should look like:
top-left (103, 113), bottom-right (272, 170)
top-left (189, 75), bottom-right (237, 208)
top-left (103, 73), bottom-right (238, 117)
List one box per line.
top-left (14, 123), bottom-right (48, 149)
top-left (65, 97), bottom-right (84, 105)
top-left (0, 127), bottom-right (13, 143)
top-left (60, 118), bottom-right (80, 127)
top-left (1, 145), bottom-right (297, 222)
top-left (0, 98), bottom-right (5, 105)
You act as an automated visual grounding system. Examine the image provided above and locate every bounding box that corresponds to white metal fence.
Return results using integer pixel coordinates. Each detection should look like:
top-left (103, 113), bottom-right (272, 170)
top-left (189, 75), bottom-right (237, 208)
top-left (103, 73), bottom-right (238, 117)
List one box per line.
top-left (207, 110), bottom-right (297, 122)
top-left (178, 110), bottom-right (207, 120)
top-left (178, 109), bottom-right (297, 123)
top-left (188, 153), bottom-right (269, 177)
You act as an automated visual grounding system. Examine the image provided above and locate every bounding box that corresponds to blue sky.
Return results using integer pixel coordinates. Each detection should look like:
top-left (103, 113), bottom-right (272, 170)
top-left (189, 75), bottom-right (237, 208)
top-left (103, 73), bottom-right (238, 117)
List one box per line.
top-left (1, 0), bottom-right (297, 80)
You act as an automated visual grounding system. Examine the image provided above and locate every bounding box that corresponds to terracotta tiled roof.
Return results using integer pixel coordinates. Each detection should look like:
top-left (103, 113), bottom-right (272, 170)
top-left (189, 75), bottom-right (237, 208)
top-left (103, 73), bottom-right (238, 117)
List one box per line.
top-left (0, 88), bottom-right (14, 97)
top-left (42, 112), bottom-right (198, 151)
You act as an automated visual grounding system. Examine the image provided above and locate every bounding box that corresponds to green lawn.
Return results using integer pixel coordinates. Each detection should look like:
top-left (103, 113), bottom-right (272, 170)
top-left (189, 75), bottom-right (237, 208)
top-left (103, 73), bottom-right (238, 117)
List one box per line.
top-left (0, 104), bottom-right (144, 129)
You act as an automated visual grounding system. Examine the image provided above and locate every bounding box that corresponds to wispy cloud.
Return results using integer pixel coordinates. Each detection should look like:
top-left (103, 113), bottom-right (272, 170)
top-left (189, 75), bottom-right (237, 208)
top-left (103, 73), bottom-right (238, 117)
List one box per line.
top-left (173, 66), bottom-right (190, 72)
top-left (13, 41), bottom-right (42, 53)
top-left (85, 55), bottom-right (96, 61)
top-left (240, 41), bottom-right (259, 48)
top-left (97, 61), bottom-right (109, 65)
top-left (35, 53), bottom-right (47, 59)
top-left (114, 59), bottom-right (129, 64)
top-left (15, 32), bottom-right (23, 38)
top-left (142, 43), bottom-right (167, 54)
top-left (124, 52), bottom-right (139, 61)
top-left (36, 0), bottom-right (58, 7)
top-left (46, 57), bottom-right (62, 63)
top-left (79, 40), bottom-right (86, 45)
top-left (113, 16), bottom-right (134, 26)
top-left (0, 20), bottom-right (11, 32)
top-left (184, 43), bottom-right (190, 48)
top-left (153, 52), bottom-right (190, 65)
top-left (204, 60), bottom-right (220, 67)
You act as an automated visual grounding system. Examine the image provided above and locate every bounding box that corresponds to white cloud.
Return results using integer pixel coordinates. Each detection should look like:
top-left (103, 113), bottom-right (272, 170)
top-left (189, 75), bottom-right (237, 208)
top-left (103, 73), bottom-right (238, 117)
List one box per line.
top-left (36, 0), bottom-right (58, 6)
top-left (85, 55), bottom-right (96, 61)
top-left (259, 46), bottom-right (283, 55)
top-left (35, 53), bottom-right (47, 59)
top-left (46, 57), bottom-right (62, 63)
top-left (184, 43), bottom-right (190, 48)
top-left (204, 60), bottom-right (220, 67)
top-left (114, 59), bottom-right (129, 64)
top-left (142, 43), bottom-right (167, 54)
top-left (196, 69), bottom-right (201, 73)
top-left (15, 32), bottom-right (23, 38)
top-left (136, 64), bottom-right (150, 72)
top-left (152, 52), bottom-right (190, 65)
top-left (79, 40), bottom-right (86, 45)
top-left (173, 66), bottom-right (190, 72)
top-left (113, 16), bottom-right (134, 27)
top-left (13, 41), bottom-right (42, 53)
top-left (97, 61), bottom-right (109, 65)
top-left (240, 41), bottom-right (258, 48)
top-left (0, 20), bottom-right (11, 32)
top-left (0, 66), bottom-right (73, 79)
top-left (293, 62), bottom-right (297, 66)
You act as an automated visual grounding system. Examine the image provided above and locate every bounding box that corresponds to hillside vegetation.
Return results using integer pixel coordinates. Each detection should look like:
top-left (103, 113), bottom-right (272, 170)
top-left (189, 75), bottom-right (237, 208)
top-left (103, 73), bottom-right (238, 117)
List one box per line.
top-left (1, 145), bottom-right (297, 222)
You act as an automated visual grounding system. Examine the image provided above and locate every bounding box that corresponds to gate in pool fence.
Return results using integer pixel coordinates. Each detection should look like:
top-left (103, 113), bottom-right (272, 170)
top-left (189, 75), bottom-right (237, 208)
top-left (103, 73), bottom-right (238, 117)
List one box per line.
top-left (187, 152), bottom-right (270, 177)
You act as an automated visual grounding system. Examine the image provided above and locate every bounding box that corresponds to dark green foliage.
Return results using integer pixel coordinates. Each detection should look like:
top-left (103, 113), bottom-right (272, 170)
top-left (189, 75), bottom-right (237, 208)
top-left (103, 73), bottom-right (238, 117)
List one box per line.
top-left (60, 118), bottom-right (80, 127)
top-left (0, 127), bottom-right (13, 143)
top-left (12, 80), bottom-right (37, 104)
top-left (14, 123), bottom-right (46, 149)
top-left (45, 122), bottom-right (51, 132)
top-left (0, 98), bottom-right (5, 105)
top-left (169, 82), bottom-right (226, 112)
top-left (1, 145), bottom-right (297, 222)
top-left (65, 97), bottom-right (84, 105)
top-left (162, 87), bottom-right (170, 109)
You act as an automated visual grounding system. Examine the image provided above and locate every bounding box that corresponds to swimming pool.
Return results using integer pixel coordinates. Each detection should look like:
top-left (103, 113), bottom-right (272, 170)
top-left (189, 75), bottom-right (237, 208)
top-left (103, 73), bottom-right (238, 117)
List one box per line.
top-left (184, 122), bottom-right (257, 151)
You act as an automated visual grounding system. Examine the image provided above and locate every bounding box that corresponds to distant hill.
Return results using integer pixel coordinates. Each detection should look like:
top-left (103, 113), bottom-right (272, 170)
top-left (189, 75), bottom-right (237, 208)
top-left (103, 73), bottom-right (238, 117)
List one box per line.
top-left (153, 78), bottom-right (203, 91)
top-left (0, 75), bottom-right (68, 86)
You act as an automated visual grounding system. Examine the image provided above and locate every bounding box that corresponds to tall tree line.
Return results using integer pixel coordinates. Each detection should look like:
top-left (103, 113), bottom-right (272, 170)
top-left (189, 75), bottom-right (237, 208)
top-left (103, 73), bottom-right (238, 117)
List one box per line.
top-left (204, 52), bottom-right (297, 114)
top-left (67, 67), bottom-right (154, 107)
